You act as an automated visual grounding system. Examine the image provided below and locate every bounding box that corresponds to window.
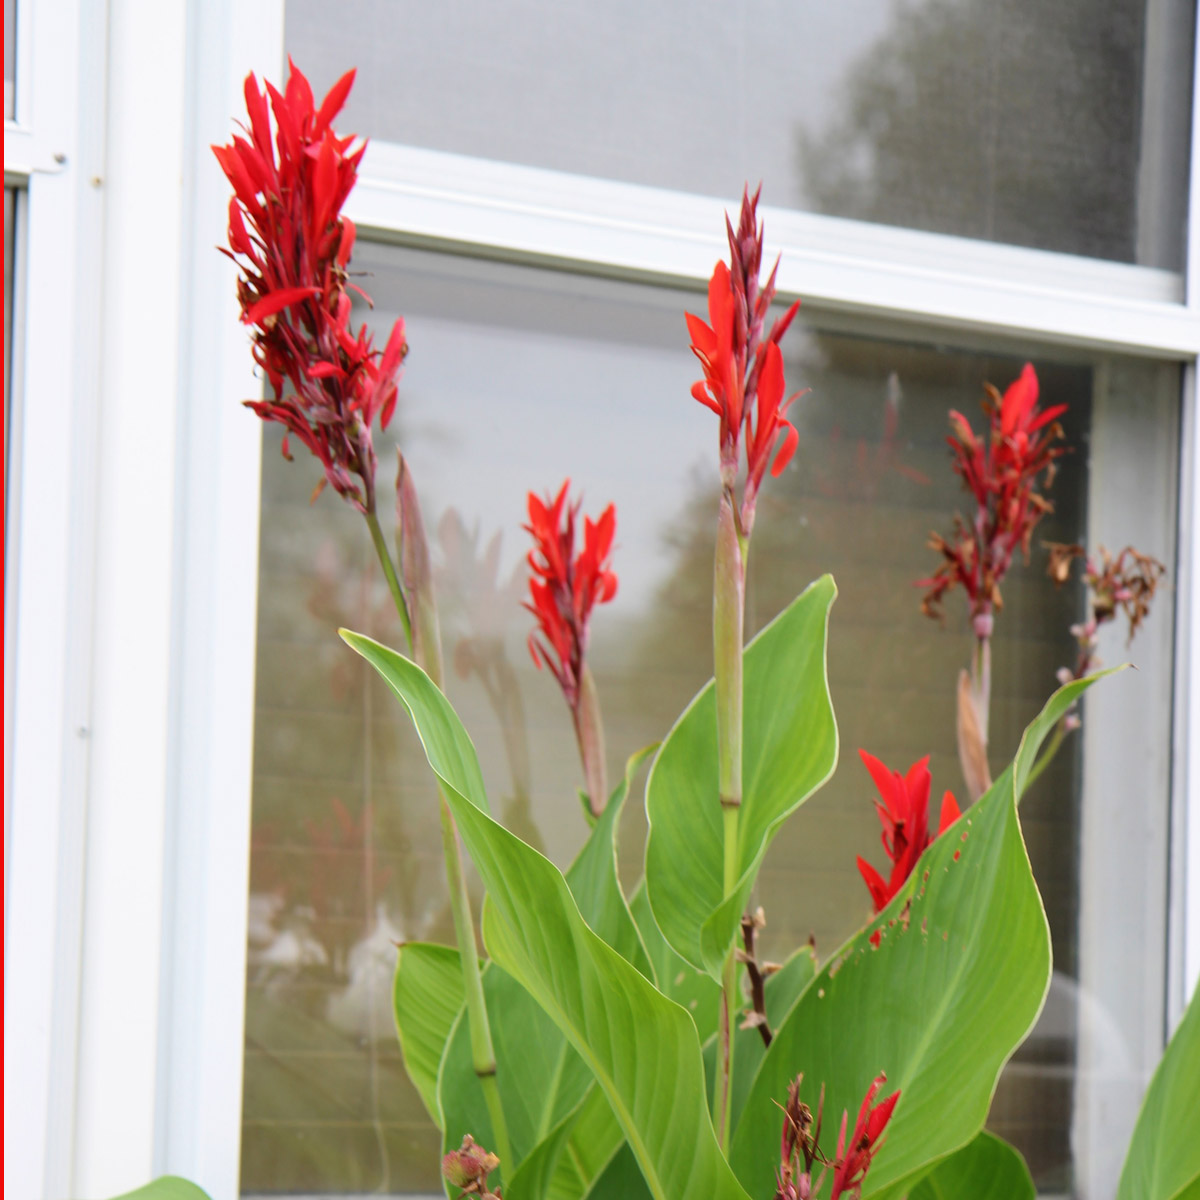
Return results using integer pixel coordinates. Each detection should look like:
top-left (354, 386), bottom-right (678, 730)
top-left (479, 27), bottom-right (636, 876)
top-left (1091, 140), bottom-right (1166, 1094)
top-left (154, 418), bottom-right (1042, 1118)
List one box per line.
top-left (3, 3), bottom-right (1195, 1198)
top-left (286, 0), bottom-right (1193, 267)
top-left (244, 243), bottom-right (1180, 1195)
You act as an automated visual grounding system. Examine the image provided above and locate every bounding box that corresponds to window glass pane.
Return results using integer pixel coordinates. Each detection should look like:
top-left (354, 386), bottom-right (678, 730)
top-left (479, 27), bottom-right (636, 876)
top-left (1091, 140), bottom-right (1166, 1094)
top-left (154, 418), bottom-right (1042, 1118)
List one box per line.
top-left (243, 244), bottom-right (1178, 1195)
top-left (285, 0), bottom-right (1194, 268)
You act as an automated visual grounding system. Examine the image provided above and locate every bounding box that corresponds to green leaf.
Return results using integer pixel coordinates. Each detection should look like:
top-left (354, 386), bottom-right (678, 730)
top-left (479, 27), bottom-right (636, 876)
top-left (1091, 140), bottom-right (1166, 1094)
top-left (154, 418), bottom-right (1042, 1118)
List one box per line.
top-left (730, 673), bottom-right (1112, 1200)
top-left (341, 630), bottom-right (751, 1200)
top-left (1117, 982), bottom-right (1200, 1200)
top-left (584, 1144), bottom-right (655, 1199)
top-left (435, 745), bottom-right (656, 1185)
top-left (101, 1180), bottom-right (212, 1200)
top-left (439, 959), bottom-right (593, 1182)
top-left (394, 942), bottom-right (466, 1126)
top-left (507, 1085), bottom-right (624, 1200)
top-left (908, 1132), bottom-right (1035, 1200)
top-left (629, 881), bottom-right (722, 1042)
top-left (645, 577), bottom-right (838, 977)
top-left (565, 745), bottom-right (658, 980)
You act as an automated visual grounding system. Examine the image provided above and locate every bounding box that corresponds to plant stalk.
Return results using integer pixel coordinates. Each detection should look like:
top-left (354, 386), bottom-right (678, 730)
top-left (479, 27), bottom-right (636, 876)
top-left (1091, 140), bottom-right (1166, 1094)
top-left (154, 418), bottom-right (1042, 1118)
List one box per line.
top-left (713, 490), bottom-right (745, 1150)
top-left (364, 502), bottom-right (511, 1180)
top-left (365, 507), bottom-right (414, 650)
top-left (971, 631), bottom-right (991, 743)
top-left (573, 663), bottom-right (609, 818)
top-left (958, 626), bottom-right (994, 803)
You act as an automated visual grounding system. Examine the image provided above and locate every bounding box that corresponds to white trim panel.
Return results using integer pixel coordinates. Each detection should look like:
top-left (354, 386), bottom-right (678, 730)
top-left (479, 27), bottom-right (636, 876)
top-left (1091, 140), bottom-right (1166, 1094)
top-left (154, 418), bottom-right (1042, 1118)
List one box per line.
top-left (153, 1), bottom-right (281, 1197)
top-left (347, 141), bottom-right (1200, 360)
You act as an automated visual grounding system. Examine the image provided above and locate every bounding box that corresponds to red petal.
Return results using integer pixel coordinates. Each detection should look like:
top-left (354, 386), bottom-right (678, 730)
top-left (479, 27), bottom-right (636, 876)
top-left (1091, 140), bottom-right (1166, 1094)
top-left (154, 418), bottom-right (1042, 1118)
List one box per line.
top-left (311, 135), bottom-right (338, 238)
top-left (903, 755), bottom-right (932, 810)
top-left (227, 198), bottom-right (251, 254)
top-left (244, 286), bottom-right (319, 324)
top-left (866, 1089), bottom-right (900, 1141)
top-left (856, 856), bottom-right (890, 914)
top-left (691, 382), bottom-right (722, 416)
top-left (770, 421), bottom-right (799, 476)
top-left (758, 341), bottom-right (785, 413)
top-left (305, 361), bottom-right (344, 380)
top-left (858, 749), bottom-right (906, 822)
top-left (1001, 364), bottom-right (1039, 436)
top-left (938, 790), bottom-right (961, 834)
top-left (769, 298), bottom-right (800, 345)
top-left (1027, 402), bottom-right (1068, 433)
top-left (685, 311), bottom-right (715, 354)
top-left (314, 67), bottom-right (357, 134)
top-left (336, 217), bottom-right (357, 267)
top-left (284, 56), bottom-right (315, 124)
top-left (243, 73), bottom-right (274, 157)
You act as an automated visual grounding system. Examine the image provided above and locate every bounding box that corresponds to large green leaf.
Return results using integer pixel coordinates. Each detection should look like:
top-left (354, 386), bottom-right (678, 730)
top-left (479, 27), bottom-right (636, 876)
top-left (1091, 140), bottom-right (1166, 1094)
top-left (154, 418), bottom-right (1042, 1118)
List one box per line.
top-left (438, 959), bottom-right (593, 1184)
top-left (507, 1085), bottom-right (624, 1200)
top-left (342, 630), bottom-right (751, 1200)
top-left (629, 881), bottom-right (722, 1043)
top-left (908, 1132), bottom-right (1035, 1199)
top-left (100, 1181), bottom-right (211, 1200)
top-left (1117, 983), bottom-right (1200, 1200)
top-left (564, 745), bottom-right (658, 981)
top-left (730, 674), bottom-right (1109, 1199)
top-left (393, 942), bottom-right (465, 1125)
top-left (432, 745), bottom-right (656, 1187)
top-left (584, 1144), bottom-right (655, 1199)
top-left (645, 577), bottom-right (838, 977)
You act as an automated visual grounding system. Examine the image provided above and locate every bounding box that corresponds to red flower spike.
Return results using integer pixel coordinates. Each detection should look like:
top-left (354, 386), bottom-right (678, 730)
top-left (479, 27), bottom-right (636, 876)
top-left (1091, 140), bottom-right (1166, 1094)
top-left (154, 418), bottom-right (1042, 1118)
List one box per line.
top-left (523, 481), bottom-right (618, 713)
top-left (919, 364), bottom-right (1067, 630)
top-left (686, 186), bottom-right (803, 532)
top-left (856, 749), bottom-right (960, 914)
top-left (829, 1075), bottom-right (900, 1200)
top-left (215, 61), bottom-right (407, 515)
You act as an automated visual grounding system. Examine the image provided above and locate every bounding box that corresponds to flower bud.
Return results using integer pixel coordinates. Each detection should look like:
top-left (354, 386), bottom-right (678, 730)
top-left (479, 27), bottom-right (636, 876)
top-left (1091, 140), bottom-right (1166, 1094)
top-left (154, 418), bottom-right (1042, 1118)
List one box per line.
top-left (396, 452), bottom-right (444, 688)
top-left (441, 1135), bottom-right (499, 1191)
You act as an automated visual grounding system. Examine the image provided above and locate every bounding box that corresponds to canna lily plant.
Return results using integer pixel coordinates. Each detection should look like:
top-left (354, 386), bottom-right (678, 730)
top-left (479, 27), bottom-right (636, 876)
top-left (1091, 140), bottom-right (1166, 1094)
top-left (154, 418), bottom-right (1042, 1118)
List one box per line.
top-left (218, 62), bottom-right (1200, 1200)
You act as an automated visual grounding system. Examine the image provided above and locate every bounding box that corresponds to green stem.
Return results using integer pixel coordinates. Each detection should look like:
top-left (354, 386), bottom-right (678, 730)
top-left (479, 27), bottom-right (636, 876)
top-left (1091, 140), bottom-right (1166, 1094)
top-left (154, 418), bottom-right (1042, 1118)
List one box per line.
top-left (365, 507), bottom-right (413, 650)
top-left (363, 504), bottom-right (511, 1180)
top-left (712, 491), bottom-right (745, 1150)
top-left (439, 795), bottom-right (512, 1175)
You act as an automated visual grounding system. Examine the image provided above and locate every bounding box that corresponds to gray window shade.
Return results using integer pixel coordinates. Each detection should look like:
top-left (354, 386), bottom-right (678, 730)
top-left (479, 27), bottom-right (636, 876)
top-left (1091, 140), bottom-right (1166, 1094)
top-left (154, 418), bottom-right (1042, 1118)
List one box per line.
top-left (285, 0), bottom-right (1194, 268)
top-left (242, 243), bottom-right (1177, 1195)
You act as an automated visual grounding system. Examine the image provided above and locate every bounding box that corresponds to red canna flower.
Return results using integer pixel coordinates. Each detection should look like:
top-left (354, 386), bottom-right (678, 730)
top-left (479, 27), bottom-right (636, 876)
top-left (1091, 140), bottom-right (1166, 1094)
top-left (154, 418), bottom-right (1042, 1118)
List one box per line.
top-left (828, 1075), bottom-right (900, 1200)
top-left (215, 59), bottom-right (407, 514)
top-left (856, 749), bottom-right (960, 915)
top-left (686, 186), bottom-right (802, 531)
top-left (524, 481), bottom-right (617, 816)
top-left (919, 364), bottom-right (1066, 634)
top-left (523, 481), bottom-right (618, 705)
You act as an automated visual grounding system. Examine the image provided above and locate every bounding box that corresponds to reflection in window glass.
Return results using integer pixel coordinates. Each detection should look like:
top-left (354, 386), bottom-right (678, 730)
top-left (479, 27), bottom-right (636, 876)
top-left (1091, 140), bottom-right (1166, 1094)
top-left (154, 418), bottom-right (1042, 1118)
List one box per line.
top-left (286, 0), bottom-right (1193, 267)
top-left (243, 245), bottom-right (1177, 1195)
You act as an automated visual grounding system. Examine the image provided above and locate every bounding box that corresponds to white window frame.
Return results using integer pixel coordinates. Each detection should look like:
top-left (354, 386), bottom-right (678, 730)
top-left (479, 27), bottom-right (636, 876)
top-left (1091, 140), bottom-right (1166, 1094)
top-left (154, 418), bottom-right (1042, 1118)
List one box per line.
top-left (3, 3), bottom-right (1198, 1199)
